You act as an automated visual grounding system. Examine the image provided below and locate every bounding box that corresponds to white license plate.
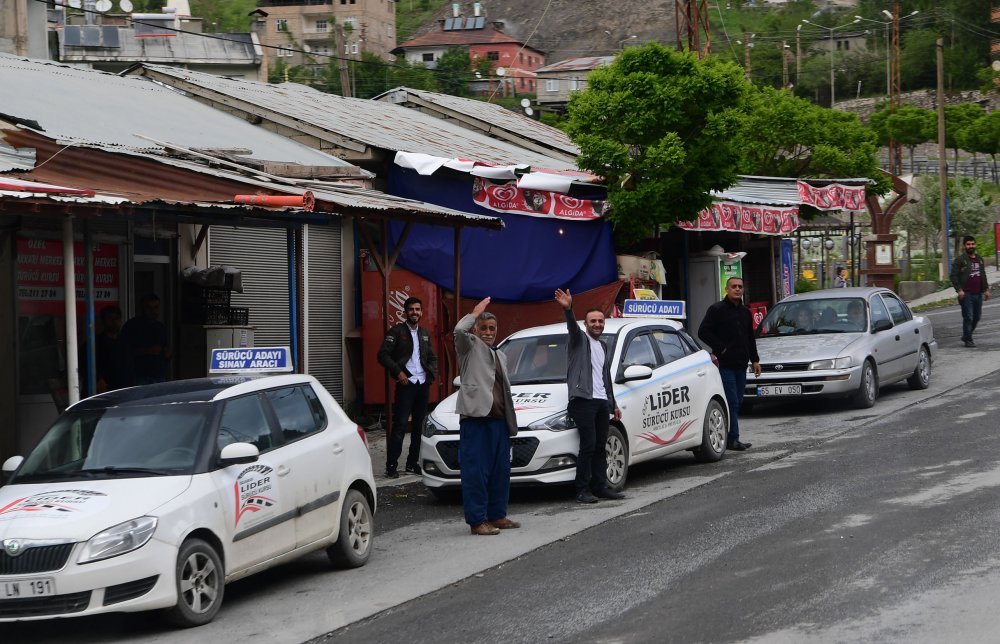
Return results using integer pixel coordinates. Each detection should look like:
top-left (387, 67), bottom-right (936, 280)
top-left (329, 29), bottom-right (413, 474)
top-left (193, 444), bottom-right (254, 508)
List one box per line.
top-left (757, 384), bottom-right (801, 396)
top-left (2, 578), bottom-right (56, 599)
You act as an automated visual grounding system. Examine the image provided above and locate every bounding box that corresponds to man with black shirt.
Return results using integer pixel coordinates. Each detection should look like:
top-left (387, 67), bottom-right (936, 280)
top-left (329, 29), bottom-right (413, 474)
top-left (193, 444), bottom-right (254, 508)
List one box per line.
top-left (951, 235), bottom-right (991, 348)
top-left (698, 277), bottom-right (761, 451)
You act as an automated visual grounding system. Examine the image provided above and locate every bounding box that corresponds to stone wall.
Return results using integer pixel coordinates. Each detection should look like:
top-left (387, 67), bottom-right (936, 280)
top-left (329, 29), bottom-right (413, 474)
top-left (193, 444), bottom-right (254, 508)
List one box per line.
top-left (836, 89), bottom-right (999, 123)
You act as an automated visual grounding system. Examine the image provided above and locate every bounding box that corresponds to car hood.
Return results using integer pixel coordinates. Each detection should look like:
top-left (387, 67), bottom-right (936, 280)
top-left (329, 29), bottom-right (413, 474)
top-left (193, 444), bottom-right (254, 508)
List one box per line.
top-left (431, 384), bottom-right (570, 430)
top-left (757, 333), bottom-right (863, 362)
top-left (0, 477), bottom-right (191, 539)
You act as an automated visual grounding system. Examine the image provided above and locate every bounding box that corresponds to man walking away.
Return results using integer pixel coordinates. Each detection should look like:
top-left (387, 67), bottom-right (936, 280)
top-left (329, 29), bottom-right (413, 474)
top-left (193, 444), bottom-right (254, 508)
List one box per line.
top-left (377, 296), bottom-right (438, 478)
top-left (951, 235), bottom-right (991, 348)
top-left (698, 277), bottom-right (761, 451)
top-left (554, 288), bottom-right (625, 504)
top-left (454, 297), bottom-right (520, 536)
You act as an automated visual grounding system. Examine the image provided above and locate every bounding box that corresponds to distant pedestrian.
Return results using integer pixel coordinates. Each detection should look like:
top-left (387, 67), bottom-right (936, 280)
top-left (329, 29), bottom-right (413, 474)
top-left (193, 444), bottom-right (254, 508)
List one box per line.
top-left (454, 297), bottom-right (520, 536)
top-left (951, 235), bottom-right (991, 348)
top-left (833, 267), bottom-right (849, 288)
top-left (121, 293), bottom-right (171, 385)
top-left (377, 296), bottom-right (438, 478)
top-left (698, 277), bottom-right (760, 451)
top-left (554, 288), bottom-right (625, 504)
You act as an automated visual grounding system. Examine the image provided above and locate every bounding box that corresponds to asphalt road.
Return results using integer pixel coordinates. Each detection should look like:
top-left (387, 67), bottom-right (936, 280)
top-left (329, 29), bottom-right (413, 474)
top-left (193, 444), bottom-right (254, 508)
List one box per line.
top-left (3, 300), bottom-right (998, 644)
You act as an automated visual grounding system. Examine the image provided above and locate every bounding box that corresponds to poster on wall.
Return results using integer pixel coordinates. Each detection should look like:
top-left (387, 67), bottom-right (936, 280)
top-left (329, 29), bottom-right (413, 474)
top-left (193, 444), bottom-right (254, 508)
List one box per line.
top-left (16, 237), bottom-right (120, 316)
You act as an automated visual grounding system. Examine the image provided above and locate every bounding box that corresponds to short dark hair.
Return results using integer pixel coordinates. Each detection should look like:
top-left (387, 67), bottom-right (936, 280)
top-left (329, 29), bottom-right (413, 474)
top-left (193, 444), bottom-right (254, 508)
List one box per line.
top-left (403, 296), bottom-right (422, 309)
top-left (837, 266), bottom-right (846, 274)
top-left (585, 307), bottom-right (604, 317)
top-left (99, 305), bottom-right (122, 321)
top-left (726, 276), bottom-right (743, 286)
top-left (963, 235), bottom-right (975, 244)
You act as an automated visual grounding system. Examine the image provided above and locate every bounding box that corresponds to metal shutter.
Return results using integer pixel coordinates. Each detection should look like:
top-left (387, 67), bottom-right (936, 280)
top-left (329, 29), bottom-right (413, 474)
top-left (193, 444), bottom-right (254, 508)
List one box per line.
top-left (208, 227), bottom-right (290, 347)
top-left (304, 223), bottom-right (344, 402)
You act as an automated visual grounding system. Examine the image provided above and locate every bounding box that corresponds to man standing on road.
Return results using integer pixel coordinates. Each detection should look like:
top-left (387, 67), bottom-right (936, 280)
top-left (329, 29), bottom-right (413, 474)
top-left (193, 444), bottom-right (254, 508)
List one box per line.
top-left (698, 277), bottom-right (761, 451)
top-left (951, 235), bottom-right (991, 348)
top-left (377, 296), bottom-right (438, 478)
top-left (554, 288), bottom-right (625, 504)
top-left (454, 297), bottom-right (520, 536)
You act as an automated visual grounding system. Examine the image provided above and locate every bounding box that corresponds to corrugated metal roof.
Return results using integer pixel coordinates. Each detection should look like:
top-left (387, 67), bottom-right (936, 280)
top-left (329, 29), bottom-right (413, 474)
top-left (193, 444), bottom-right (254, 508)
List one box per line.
top-left (0, 54), bottom-right (353, 168)
top-left (396, 25), bottom-right (540, 52)
top-left (0, 141), bottom-right (35, 171)
top-left (714, 175), bottom-right (873, 206)
top-left (534, 56), bottom-right (614, 74)
top-left (133, 63), bottom-right (579, 171)
top-left (375, 87), bottom-right (579, 160)
top-left (57, 29), bottom-right (258, 65)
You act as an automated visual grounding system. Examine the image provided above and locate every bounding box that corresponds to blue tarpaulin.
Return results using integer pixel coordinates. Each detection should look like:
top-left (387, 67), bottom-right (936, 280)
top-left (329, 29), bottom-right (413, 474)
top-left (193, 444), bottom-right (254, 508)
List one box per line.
top-left (387, 165), bottom-right (617, 302)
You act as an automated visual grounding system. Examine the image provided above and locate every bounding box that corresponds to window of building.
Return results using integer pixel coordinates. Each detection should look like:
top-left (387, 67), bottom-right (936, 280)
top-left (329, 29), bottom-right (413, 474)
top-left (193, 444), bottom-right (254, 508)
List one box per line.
top-left (569, 76), bottom-right (581, 91)
top-left (519, 52), bottom-right (524, 63)
top-left (350, 42), bottom-right (358, 54)
top-left (528, 55), bottom-right (533, 66)
top-left (344, 16), bottom-right (358, 30)
top-left (486, 51), bottom-right (499, 61)
top-left (519, 77), bottom-right (525, 88)
top-left (422, 52), bottom-right (434, 62)
top-left (387, 24), bottom-right (393, 36)
top-left (315, 19), bottom-right (327, 32)
top-left (275, 18), bottom-right (288, 32)
top-left (529, 80), bottom-right (534, 90)
top-left (546, 78), bottom-right (559, 92)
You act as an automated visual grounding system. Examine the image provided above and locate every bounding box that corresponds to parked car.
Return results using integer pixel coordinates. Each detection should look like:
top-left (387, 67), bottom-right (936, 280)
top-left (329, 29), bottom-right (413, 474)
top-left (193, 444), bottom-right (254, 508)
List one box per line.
top-left (0, 375), bottom-right (375, 626)
top-left (747, 287), bottom-right (937, 409)
top-left (420, 318), bottom-right (730, 495)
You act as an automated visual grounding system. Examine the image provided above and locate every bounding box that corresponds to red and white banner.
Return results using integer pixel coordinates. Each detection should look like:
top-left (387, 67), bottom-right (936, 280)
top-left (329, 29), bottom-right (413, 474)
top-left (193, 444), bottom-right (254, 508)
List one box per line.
top-left (677, 201), bottom-right (800, 236)
top-left (472, 178), bottom-right (605, 220)
top-left (796, 181), bottom-right (866, 211)
top-left (16, 237), bottom-right (120, 316)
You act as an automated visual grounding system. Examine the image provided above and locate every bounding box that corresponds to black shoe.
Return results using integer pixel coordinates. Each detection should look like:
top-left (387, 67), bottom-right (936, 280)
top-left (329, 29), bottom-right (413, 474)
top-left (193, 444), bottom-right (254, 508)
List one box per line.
top-left (384, 468), bottom-right (399, 479)
top-left (727, 440), bottom-right (752, 451)
top-left (405, 463), bottom-right (422, 475)
top-left (964, 340), bottom-right (976, 348)
top-left (576, 491), bottom-right (599, 504)
top-left (593, 489), bottom-right (626, 500)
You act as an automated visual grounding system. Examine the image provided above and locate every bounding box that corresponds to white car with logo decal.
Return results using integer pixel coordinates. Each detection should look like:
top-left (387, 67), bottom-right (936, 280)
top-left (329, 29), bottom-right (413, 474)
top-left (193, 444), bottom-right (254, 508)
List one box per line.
top-left (0, 374), bottom-right (375, 626)
top-left (420, 318), bottom-right (730, 495)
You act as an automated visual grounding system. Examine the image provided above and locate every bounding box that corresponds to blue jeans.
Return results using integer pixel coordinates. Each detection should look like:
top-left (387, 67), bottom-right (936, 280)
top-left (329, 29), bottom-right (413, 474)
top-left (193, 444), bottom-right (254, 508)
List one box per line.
top-left (719, 367), bottom-right (747, 443)
top-left (567, 397), bottom-right (611, 494)
top-left (960, 293), bottom-right (983, 342)
top-left (459, 417), bottom-right (511, 526)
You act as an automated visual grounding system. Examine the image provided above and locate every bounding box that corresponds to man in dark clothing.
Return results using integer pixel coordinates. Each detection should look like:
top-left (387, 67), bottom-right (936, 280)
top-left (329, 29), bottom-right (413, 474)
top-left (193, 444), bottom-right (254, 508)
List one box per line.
top-left (121, 294), bottom-right (171, 385)
top-left (555, 288), bottom-right (625, 504)
top-left (698, 277), bottom-right (761, 451)
top-left (377, 296), bottom-right (439, 478)
top-left (95, 305), bottom-right (129, 392)
top-left (950, 235), bottom-right (991, 348)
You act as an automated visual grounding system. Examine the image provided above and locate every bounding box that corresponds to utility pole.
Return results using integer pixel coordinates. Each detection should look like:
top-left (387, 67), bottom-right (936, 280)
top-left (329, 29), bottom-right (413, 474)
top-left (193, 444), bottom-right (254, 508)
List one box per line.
top-left (936, 37), bottom-right (949, 281)
top-left (333, 23), bottom-right (352, 98)
top-left (781, 41), bottom-right (789, 89)
top-left (888, 2), bottom-right (902, 176)
top-left (796, 24), bottom-right (802, 88)
top-left (674, 0), bottom-right (711, 58)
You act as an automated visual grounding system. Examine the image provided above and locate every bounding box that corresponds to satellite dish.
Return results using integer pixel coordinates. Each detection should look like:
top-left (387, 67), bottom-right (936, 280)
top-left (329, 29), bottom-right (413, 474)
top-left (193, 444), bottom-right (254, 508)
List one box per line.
top-left (303, 44), bottom-right (311, 52)
top-left (495, 67), bottom-right (506, 76)
top-left (68, 0), bottom-right (82, 8)
top-left (120, 0), bottom-right (133, 11)
top-left (520, 98), bottom-right (530, 108)
top-left (524, 107), bottom-right (534, 116)
top-left (95, 0), bottom-right (112, 12)
top-left (993, 60), bottom-right (1000, 72)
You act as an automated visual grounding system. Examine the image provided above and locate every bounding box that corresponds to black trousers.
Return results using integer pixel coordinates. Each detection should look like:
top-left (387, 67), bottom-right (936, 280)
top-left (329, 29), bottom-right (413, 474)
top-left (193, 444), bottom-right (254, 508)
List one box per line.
top-left (568, 397), bottom-right (611, 494)
top-left (386, 380), bottom-right (430, 472)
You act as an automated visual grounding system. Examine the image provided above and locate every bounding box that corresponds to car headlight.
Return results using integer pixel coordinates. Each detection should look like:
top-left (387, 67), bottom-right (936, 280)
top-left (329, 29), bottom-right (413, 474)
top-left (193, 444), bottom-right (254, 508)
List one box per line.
top-left (809, 357), bottom-right (853, 370)
top-left (422, 415), bottom-right (452, 438)
top-left (527, 411), bottom-right (577, 432)
top-left (78, 516), bottom-right (157, 564)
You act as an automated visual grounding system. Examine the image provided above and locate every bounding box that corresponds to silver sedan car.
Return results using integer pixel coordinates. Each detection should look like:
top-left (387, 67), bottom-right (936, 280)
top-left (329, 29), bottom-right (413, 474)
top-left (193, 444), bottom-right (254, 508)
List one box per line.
top-left (745, 287), bottom-right (937, 409)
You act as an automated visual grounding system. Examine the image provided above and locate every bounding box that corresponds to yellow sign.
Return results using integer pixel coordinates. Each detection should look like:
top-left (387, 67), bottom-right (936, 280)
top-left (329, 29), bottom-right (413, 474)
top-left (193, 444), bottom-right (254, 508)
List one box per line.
top-left (633, 288), bottom-right (658, 300)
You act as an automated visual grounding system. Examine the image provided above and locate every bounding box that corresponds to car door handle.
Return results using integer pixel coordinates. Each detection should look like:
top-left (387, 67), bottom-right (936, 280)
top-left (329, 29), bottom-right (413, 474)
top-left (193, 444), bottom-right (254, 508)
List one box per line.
top-left (332, 443), bottom-right (344, 455)
top-left (276, 465), bottom-right (291, 477)
top-left (894, 335), bottom-right (900, 341)
top-left (697, 369), bottom-right (706, 377)
top-left (914, 329), bottom-right (919, 334)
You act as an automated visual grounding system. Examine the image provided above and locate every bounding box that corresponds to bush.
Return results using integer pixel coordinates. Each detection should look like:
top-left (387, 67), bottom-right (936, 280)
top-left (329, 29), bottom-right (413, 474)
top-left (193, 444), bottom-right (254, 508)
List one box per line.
top-left (795, 278), bottom-right (817, 293)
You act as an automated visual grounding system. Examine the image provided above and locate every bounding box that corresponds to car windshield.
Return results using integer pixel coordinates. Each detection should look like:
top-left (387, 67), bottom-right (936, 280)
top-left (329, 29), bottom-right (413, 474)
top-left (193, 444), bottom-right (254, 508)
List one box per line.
top-left (756, 298), bottom-right (869, 337)
top-left (501, 331), bottom-right (616, 385)
top-left (11, 403), bottom-right (215, 483)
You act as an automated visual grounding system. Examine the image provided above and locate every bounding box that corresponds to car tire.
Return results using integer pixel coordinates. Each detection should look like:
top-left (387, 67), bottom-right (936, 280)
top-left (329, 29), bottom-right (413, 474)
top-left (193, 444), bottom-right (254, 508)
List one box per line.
top-left (694, 399), bottom-right (727, 463)
top-left (326, 489), bottom-right (373, 569)
top-left (605, 425), bottom-right (629, 492)
top-left (906, 346), bottom-right (931, 390)
top-left (852, 360), bottom-right (878, 409)
top-left (164, 538), bottom-right (224, 628)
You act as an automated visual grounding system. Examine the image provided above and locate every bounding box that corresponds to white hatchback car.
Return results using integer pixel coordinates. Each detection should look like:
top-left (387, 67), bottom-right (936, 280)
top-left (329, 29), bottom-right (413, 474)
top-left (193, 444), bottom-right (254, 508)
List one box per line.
top-left (0, 374), bottom-right (375, 627)
top-left (420, 318), bottom-right (730, 495)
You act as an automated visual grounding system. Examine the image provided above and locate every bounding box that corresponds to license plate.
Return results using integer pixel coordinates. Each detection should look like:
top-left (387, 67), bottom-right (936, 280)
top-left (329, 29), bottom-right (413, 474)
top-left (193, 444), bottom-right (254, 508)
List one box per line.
top-left (2, 578), bottom-right (56, 599)
top-left (757, 384), bottom-right (801, 396)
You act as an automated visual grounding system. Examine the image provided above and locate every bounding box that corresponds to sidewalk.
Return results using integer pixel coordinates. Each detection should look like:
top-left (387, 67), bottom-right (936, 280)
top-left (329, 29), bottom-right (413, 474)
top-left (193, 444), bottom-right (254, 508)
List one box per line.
top-left (904, 261), bottom-right (1000, 308)
top-left (363, 425), bottom-right (422, 488)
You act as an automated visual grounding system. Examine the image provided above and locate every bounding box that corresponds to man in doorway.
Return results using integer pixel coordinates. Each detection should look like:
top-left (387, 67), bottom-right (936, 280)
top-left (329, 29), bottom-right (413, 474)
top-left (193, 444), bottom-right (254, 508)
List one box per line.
top-left (698, 277), bottom-right (761, 451)
top-left (951, 235), bottom-right (991, 348)
top-left (95, 305), bottom-right (129, 392)
top-left (554, 288), bottom-right (625, 504)
top-left (454, 297), bottom-right (519, 536)
top-left (121, 293), bottom-right (171, 385)
top-left (377, 296), bottom-right (438, 478)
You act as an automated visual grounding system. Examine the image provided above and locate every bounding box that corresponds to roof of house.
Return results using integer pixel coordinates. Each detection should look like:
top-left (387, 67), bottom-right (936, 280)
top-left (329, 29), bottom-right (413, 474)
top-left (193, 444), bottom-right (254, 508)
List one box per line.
top-left (394, 24), bottom-right (543, 54)
top-left (56, 28), bottom-right (260, 66)
top-left (534, 56), bottom-right (614, 74)
top-left (129, 63), bottom-right (579, 171)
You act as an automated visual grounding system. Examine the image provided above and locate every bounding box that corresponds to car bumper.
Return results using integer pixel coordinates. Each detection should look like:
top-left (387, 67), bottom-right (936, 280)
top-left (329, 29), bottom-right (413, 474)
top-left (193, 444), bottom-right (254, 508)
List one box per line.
top-left (419, 430), bottom-right (579, 488)
top-left (743, 366), bottom-right (861, 400)
top-left (0, 537), bottom-right (178, 621)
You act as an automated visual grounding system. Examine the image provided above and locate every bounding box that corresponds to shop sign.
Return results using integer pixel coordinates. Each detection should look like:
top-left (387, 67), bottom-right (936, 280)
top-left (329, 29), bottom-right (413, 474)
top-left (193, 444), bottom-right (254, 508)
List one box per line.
top-left (472, 178), bottom-right (605, 220)
top-left (210, 347), bottom-right (292, 374)
top-left (622, 299), bottom-right (686, 319)
top-left (16, 237), bottom-right (119, 316)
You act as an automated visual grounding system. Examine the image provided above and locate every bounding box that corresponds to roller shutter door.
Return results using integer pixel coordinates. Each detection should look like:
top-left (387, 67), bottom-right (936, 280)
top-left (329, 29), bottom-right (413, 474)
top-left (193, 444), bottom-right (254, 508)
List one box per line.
top-left (304, 223), bottom-right (344, 402)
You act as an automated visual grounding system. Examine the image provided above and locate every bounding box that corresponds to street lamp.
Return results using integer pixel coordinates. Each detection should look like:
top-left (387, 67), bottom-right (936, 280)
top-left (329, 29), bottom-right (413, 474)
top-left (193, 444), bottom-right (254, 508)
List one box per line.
top-left (801, 17), bottom-right (861, 107)
top-left (855, 11), bottom-right (919, 98)
top-left (619, 35), bottom-right (638, 50)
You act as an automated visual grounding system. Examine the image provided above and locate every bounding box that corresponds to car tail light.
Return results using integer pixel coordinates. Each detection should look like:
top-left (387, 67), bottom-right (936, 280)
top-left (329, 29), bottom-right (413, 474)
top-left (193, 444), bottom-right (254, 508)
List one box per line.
top-left (710, 353), bottom-right (719, 367)
top-left (356, 425), bottom-right (369, 450)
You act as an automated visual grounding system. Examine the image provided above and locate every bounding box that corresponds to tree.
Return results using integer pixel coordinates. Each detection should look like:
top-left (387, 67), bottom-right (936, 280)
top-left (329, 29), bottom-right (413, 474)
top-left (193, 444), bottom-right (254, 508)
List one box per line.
top-left (190, 0), bottom-right (257, 32)
top-left (944, 103), bottom-right (984, 166)
top-left (957, 111), bottom-right (1000, 182)
top-left (885, 106), bottom-right (935, 174)
top-left (900, 175), bottom-right (994, 264)
top-left (435, 47), bottom-right (472, 97)
top-left (565, 43), bottom-right (753, 243)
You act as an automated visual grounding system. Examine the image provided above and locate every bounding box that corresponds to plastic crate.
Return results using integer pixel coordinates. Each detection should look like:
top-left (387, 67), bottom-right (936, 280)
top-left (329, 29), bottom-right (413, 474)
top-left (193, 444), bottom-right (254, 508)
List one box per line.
top-left (227, 307), bottom-right (250, 325)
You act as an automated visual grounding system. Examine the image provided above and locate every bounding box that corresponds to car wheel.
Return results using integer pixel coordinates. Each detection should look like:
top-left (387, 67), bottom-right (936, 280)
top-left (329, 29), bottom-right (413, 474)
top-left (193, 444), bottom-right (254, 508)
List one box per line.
top-left (164, 538), bottom-right (224, 628)
top-left (907, 346), bottom-right (931, 390)
top-left (852, 360), bottom-right (878, 409)
top-left (326, 489), bottom-right (373, 569)
top-left (605, 425), bottom-right (629, 492)
top-left (694, 399), bottom-right (727, 463)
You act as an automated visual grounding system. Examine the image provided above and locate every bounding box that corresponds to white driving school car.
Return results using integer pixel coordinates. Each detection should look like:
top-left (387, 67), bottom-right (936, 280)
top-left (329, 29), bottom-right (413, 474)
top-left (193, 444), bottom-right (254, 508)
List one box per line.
top-left (420, 318), bottom-right (730, 495)
top-left (0, 374), bottom-right (375, 626)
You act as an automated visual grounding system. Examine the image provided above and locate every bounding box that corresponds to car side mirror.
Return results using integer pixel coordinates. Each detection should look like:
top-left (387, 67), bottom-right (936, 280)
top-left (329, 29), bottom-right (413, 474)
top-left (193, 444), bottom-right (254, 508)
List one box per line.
top-left (219, 442), bottom-right (259, 467)
top-left (619, 365), bottom-right (653, 383)
top-left (2, 456), bottom-right (23, 475)
top-left (453, 376), bottom-right (461, 387)
top-left (872, 319), bottom-right (892, 333)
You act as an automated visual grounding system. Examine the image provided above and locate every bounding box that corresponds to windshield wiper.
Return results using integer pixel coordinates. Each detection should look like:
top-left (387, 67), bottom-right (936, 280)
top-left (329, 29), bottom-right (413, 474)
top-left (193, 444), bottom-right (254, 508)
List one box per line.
top-left (77, 467), bottom-right (171, 477)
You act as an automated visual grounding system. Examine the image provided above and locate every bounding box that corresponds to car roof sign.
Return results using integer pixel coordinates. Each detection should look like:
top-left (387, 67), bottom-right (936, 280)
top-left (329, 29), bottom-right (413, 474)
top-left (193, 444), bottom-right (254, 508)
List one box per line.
top-left (622, 299), bottom-right (687, 320)
top-left (209, 347), bottom-right (294, 374)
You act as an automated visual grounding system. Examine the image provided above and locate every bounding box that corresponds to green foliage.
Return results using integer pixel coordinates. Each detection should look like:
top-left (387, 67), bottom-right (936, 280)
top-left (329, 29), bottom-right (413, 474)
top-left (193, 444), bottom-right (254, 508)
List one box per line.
top-left (899, 175), bottom-right (995, 258)
top-left (190, 0), bottom-right (257, 32)
top-left (395, 0), bottom-right (449, 44)
top-left (885, 105), bottom-right (935, 173)
top-left (435, 47), bottom-right (472, 97)
top-left (957, 111), bottom-right (1000, 176)
top-left (944, 103), bottom-right (984, 163)
top-left (565, 43), bottom-right (753, 244)
top-left (795, 278), bottom-right (818, 293)
top-left (318, 53), bottom-right (436, 98)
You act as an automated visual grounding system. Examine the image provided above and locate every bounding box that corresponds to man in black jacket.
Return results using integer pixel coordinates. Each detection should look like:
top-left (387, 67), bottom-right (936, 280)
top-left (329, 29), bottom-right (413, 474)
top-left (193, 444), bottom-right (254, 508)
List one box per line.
top-left (698, 277), bottom-right (761, 451)
top-left (377, 297), bottom-right (438, 478)
top-left (950, 235), bottom-right (991, 348)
